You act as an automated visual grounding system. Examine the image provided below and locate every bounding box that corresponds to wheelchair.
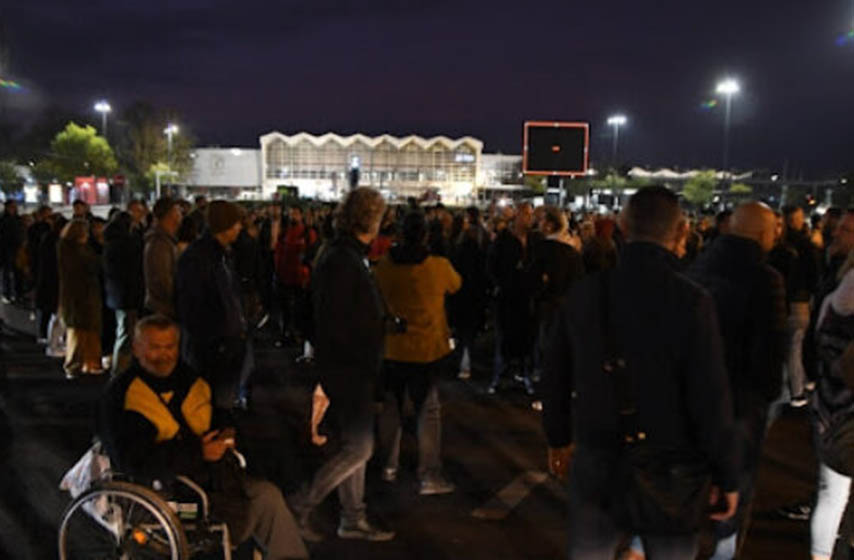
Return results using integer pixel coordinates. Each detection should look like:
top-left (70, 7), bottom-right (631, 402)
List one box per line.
top-left (58, 443), bottom-right (244, 560)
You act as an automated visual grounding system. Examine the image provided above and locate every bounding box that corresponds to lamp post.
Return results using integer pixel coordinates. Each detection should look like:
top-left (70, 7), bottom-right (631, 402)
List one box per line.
top-left (715, 78), bottom-right (740, 182)
top-left (94, 100), bottom-right (111, 138)
top-left (163, 123), bottom-right (179, 168)
top-left (607, 114), bottom-right (627, 164)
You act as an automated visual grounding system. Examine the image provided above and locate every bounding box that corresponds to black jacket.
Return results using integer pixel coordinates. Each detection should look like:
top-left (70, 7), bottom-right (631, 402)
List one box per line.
top-left (768, 228), bottom-right (819, 303)
top-left (542, 242), bottom-right (739, 492)
top-left (688, 235), bottom-right (787, 409)
top-left (98, 360), bottom-right (224, 484)
top-left (34, 231), bottom-right (59, 312)
top-left (176, 233), bottom-right (246, 364)
top-left (531, 238), bottom-right (586, 325)
top-left (311, 235), bottom-right (385, 393)
top-left (103, 221), bottom-right (144, 311)
top-left (0, 212), bottom-right (22, 262)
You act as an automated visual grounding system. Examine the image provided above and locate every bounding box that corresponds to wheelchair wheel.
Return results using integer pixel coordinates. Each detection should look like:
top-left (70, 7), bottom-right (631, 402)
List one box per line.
top-left (58, 480), bottom-right (190, 560)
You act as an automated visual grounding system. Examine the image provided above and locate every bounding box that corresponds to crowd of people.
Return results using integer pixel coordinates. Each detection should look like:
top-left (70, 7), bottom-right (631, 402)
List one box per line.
top-left (1, 184), bottom-right (853, 559)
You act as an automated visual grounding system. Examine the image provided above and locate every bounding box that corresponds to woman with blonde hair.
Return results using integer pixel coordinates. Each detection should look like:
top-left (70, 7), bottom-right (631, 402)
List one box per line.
top-left (58, 218), bottom-right (103, 378)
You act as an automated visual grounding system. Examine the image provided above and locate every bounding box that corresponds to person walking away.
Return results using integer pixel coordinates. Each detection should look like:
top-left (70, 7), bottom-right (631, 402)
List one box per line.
top-left (542, 187), bottom-right (739, 559)
top-left (103, 211), bottom-right (145, 375)
top-left (144, 197), bottom-right (182, 318)
top-left (175, 200), bottom-right (246, 411)
top-left (448, 207), bottom-right (489, 380)
top-left (374, 210), bottom-right (462, 495)
top-left (488, 202), bottom-right (538, 395)
top-left (529, 207), bottom-right (585, 408)
top-left (274, 205), bottom-right (317, 347)
top-left (58, 219), bottom-right (103, 378)
top-left (36, 214), bottom-right (66, 352)
top-left (685, 202), bottom-right (787, 559)
top-left (290, 187), bottom-right (395, 542)
top-left (769, 205), bottom-right (820, 408)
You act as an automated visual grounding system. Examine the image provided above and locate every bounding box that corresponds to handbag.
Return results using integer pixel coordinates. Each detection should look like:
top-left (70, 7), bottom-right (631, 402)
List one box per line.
top-left (812, 304), bottom-right (854, 475)
top-left (598, 271), bottom-right (712, 535)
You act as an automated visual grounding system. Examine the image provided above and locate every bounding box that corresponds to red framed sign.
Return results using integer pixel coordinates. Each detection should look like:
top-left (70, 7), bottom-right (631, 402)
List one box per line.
top-left (522, 121), bottom-right (590, 177)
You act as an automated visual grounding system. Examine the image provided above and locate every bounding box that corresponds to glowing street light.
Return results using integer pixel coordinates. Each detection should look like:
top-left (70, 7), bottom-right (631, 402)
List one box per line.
top-left (94, 100), bottom-right (112, 138)
top-left (164, 123), bottom-right (179, 168)
top-left (715, 78), bottom-right (740, 180)
top-left (607, 114), bottom-right (627, 163)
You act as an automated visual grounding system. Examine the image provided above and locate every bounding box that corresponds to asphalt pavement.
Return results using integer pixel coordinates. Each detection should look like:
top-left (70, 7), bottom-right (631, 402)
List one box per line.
top-left (0, 300), bottom-right (824, 559)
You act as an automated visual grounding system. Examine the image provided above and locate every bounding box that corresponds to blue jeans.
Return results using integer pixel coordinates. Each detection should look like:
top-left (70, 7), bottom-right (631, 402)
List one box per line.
top-left (298, 384), bottom-right (375, 525)
top-left (381, 360), bottom-right (443, 480)
top-left (811, 462), bottom-right (852, 558)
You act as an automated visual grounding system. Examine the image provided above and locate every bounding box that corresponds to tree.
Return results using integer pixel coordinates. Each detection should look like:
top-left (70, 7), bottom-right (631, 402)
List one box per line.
top-left (116, 101), bottom-right (194, 194)
top-left (43, 122), bottom-right (117, 183)
top-left (523, 174), bottom-right (546, 194)
top-left (0, 160), bottom-right (22, 195)
top-left (681, 170), bottom-right (717, 207)
top-left (729, 183), bottom-right (753, 195)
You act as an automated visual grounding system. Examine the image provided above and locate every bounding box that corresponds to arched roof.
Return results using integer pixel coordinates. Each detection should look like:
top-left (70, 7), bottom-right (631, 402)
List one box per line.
top-left (260, 131), bottom-right (483, 152)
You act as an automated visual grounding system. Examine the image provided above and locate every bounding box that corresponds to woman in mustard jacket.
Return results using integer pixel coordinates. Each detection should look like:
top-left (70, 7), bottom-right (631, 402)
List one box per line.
top-left (374, 210), bottom-right (462, 495)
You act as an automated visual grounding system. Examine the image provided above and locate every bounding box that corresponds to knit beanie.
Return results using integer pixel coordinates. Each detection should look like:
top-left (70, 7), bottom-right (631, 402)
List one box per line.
top-left (207, 200), bottom-right (243, 234)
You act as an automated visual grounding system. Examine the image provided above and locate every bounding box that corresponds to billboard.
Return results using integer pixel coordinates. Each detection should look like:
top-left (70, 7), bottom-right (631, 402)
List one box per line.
top-left (522, 121), bottom-right (589, 176)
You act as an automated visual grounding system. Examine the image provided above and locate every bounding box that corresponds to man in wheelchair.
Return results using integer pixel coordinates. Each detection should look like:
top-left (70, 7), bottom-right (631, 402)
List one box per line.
top-left (98, 313), bottom-right (309, 559)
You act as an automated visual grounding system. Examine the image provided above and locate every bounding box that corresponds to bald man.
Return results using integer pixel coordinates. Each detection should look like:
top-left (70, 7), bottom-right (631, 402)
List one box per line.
top-left (688, 202), bottom-right (788, 559)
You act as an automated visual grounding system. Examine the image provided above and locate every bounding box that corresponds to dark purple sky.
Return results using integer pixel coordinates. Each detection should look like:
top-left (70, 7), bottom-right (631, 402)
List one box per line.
top-left (3, 0), bottom-right (853, 174)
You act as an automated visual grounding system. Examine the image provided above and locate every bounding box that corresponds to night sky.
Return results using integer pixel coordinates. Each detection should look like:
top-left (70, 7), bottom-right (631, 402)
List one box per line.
top-left (2, 0), bottom-right (853, 174)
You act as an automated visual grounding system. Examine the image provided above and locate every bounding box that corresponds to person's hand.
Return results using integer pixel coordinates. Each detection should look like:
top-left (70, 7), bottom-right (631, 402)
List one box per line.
top-left (201, 430), bottom-right (230, 462)
top-left (708, 486), bottom-right (739, 521)
top-left (547, 445), bottom-right (574, 481)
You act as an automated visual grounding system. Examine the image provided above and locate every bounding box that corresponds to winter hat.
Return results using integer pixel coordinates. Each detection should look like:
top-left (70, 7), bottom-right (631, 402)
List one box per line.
top-left (207, 200), bottom-right (243, 234)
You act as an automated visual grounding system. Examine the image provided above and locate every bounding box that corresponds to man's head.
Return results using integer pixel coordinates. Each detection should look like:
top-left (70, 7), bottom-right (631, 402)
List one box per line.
top-left (729, 202), bottom-right (778, 253)
top-left (72, 199), bottom-right (89, 218)
top-left (334, 187), bottom-right (386, 242)
top-left (782, 205), bottom-right (805, 233)
top-left (402, 210), bottom-right (428, 247)
top-left (288, 205), bottom-right (304, 225)
top-left (152, 197), bottom-right (182, 236)
top-left (619, 186), bottom-right (683, 250)
top-left (194, 195), bottom-right (208, 209)
top-left (514, 202), bottom-right (534, 232)
top-left (541, 206), bottom-right (568, 236)
top-left (207, 200), bottom-right (244, 246)
top-left (127, 199), bottom-right (146, 226)
top-left (132, 314), bottom-right (180, 378)
top-left (830, 211), bottom-right (854, 257)
top-left (715, 210), bottom-right (733, 235)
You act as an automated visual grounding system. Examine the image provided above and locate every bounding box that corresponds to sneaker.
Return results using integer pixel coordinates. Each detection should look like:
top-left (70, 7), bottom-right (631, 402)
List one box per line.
top-left (101, 356), bottom-right (112, 370)
top-left (381, 467), bottom-right (398, 482)
top-left (486, 384), bottom-right (497, 395)
top-left (805, 381), bottom-right (816, 392)
top-left (419, 477), bottom-right (455, 496)
top-left (790, 395), bottom-right (809, 408)
top-left (531, 400), bottom-right (543, 412)
top-left (36, 338), bottom-right (48, 345)
top-left (775, 503), bottom-right (811, 521)
top-left (458, 370), bottom-right (471, 380)
top-left (337, 518), bottom-right (395, 541)
top-left (65, 370), bottom-right (80, 380)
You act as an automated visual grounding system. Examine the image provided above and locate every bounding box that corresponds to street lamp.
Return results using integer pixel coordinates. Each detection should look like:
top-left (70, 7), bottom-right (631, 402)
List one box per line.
top-left (163, 123), bottom-right (179, 167)
top-left (607, 114), bottom-right (627, 163)
top-left (94, 100), bottom-right (111, 138)
top-left (715, 78), bottom-right (740, 181)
